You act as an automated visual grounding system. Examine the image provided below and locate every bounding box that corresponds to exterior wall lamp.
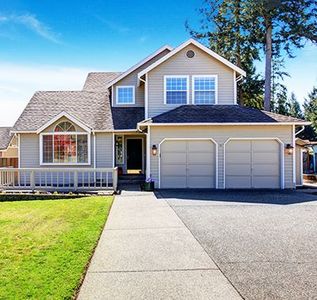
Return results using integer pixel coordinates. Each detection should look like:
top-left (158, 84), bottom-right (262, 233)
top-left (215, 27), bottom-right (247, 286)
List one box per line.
top-left (285, 143), bottom-right (294, 155)
top-left (152, 145), bottom-right (158, 156)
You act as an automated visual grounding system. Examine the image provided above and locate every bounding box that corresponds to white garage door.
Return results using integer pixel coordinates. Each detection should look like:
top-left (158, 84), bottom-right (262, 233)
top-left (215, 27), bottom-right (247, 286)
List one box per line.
top-left (160, 140), bottom-right (216, 188)
top-left (225, 140), bottom-right (281, 189)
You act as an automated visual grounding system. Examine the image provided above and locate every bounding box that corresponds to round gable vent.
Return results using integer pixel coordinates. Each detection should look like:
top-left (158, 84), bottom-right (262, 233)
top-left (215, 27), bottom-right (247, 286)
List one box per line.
top-left (186, 50), bottom-right (195, 58)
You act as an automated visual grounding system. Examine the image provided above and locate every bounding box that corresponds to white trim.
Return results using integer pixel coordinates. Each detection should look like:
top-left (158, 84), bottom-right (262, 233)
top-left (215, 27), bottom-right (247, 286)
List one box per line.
top-left (292, 124), bottom-right (296, 188)
top-left (145, 73), bottom-right (149, 119)
top-left (223, 138), bottom-right (285, 189)
top-left (158, 138), bottom-right (218, 189)
top-left (112, 133), bottom-right (115, 168)
top-left (111, 85), bottom-right (114, 106)
top-left (233, 71), bottom-right (237, 105)
top-left (140, 122), bottom-right (311, 127)
top-left (138, 38), bottom-right (246, 81)
top-left (115, 85), bottom-right (135, 105)
top-left (17, 134), bottom-right (21, 168)
top-left (106, 45), bottom-right (172, 88)
top-left (163, 75), bottom-right (190, 105)
top-left (93, 133), bottom-right (96, 169)
top-left (192, 75), bottom-right (218, 105)
top-left (146, 126), bottom-right (151, 178)
top-left (36, 111), bottom-right (91, 134)
top-left (300, 148), bottom-right (304, 186)
top-left (39, 132), bottom-right (91, 166)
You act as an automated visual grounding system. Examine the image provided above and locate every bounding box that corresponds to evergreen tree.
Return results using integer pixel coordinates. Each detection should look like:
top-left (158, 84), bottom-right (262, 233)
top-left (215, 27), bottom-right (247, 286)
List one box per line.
top-left (288, 93), bottom-right (303, 118)
top-left (303, 87), bottom-right (317, 132)
top-left (186, 0), bottom-right (264, 107)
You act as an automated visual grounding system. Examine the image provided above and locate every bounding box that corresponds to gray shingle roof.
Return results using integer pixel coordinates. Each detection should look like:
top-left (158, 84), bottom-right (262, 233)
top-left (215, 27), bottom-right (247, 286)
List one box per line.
top-left (151, 105), bottom-right (308, 124)
top-left (111, 107), bottom-right (145, 130)
top-left (83, 72), bottom-right (122, 92)
top-left (13, 91), bottom-right (113, 131)
top-left (0, 127), bottom-right (13, 150)
top-left (13, 91), bottom-right (145, 132)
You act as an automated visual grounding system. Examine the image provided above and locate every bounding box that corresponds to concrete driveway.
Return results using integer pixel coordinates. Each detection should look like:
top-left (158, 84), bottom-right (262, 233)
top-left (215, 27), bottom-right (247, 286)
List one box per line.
top-left (157, 189), bottom-right (317, 300)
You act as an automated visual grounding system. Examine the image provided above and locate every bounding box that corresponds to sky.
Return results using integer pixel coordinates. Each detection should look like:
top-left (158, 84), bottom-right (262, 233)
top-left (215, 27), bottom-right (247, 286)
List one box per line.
top-left (0, 0), bottom-right (316, 126)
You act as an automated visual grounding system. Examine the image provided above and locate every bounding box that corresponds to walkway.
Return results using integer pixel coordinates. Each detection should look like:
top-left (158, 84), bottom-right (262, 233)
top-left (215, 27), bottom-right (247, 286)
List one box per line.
top-left (78, 191), bottom-right (242, 299)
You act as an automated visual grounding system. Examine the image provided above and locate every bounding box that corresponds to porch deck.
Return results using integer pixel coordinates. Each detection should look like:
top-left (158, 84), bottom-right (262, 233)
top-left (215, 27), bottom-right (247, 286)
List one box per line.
top-left (0, 167), bottom-right (118, 192)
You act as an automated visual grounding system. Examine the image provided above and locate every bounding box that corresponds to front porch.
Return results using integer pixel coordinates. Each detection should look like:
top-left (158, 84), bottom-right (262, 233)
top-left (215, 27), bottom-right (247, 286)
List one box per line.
top-left (0, 167), bottom-right (118, 192)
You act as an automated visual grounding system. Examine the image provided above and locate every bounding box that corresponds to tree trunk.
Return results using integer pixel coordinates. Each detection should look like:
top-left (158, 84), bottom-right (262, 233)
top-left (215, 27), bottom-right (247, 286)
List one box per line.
top-left (264, 17), bottom-right (272, 111)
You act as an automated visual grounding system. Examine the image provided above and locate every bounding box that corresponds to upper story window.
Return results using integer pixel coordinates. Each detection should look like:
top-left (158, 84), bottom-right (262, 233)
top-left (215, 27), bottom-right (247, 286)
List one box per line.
top-left (116, 86), bottom-right (135, 104)
top-left (193, 75), bottom-right (217, 104)
top-left (164, 76), bottom-right (189, 105)
top-left (41, 121), bottom-right (89, 165)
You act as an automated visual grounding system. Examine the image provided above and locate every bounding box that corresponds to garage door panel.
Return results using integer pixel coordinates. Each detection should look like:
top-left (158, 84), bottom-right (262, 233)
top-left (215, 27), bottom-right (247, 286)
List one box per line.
top-left (225, 139), bottom-right (280, 189)
top-left (226, 176), bottom-right (252, 188)
top-left (252, 176), bottom-right (280, 188)
top-left (226, 152), bottom-right (251, 164)
top-left (161, 176), bottom-right (186, 188)
top-left (162, 141), bottom-right (186, 152)
top-left (188, 176), bottom-right (215, 188)
top-left (226, 140), bottom-right (251, 152)
top-left (252, 164), bottom-right (279, 176)
top-left (161, 152), bottom-right (186, 164)
top-left (226, 164), bottom-right (251, 176)
top-left (188, 141), bottom-right (214, 152)
top-left (160, 140), bottom-right (215, 189)
top-left (188, 164), bottom-right (214, 176)
top-left (161, 164), bottom-right (187, 176)
top-left (187, 153), bottom-right (214, 164)
top-left (252, 140), bottom-right (279, 152)
top-left (252, 152), bottom-right (279, 163)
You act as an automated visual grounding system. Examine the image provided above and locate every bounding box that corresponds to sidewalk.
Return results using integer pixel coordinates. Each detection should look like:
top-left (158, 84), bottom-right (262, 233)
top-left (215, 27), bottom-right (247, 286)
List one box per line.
top-left (78, 191), bottom-right (242, 299)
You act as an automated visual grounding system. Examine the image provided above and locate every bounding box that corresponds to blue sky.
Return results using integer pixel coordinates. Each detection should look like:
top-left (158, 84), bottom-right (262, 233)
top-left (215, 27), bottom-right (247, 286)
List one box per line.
top-left (0, 0), bottom-right (316, 125)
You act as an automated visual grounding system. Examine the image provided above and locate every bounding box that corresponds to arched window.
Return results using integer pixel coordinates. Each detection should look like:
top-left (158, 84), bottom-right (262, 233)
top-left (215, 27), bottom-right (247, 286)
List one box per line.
top-left (42, 120), bottom-right (89, 164)
top-left (54, 121), bottom-right (76, 132)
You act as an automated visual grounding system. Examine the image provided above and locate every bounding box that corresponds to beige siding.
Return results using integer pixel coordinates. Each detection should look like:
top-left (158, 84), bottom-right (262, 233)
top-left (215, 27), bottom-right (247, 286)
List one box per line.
top-left (0, 147), bottom-right (18, 158)
top-left (149, 125), bottom-right (294, 189)
top-left (95, 133), bottom-right (113, 168)
top-left (147, 45), bottom-right (235, 118)
top-left (113, 49), bottom-right (170, 107)
top-left (19, 133), bottom-right (95, 168)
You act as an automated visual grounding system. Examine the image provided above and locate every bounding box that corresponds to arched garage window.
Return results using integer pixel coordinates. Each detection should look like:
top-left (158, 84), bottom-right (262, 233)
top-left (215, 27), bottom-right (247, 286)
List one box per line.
top-left (41, 121), bottom-right (89, 164)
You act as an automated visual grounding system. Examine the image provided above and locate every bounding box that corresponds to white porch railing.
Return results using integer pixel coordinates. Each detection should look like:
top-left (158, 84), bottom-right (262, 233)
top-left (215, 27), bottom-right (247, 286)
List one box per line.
top-left (0, 168), bottom-right (118, 192)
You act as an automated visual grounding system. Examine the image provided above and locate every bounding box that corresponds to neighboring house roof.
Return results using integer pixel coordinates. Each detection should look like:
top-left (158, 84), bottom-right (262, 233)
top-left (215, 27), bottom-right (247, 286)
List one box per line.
top-left (138, 39), bottom-right (246, 81)
top-left (13, 91), bottom-right (144, 132)
top-left (105, 45), bottom-right (172, 88)
top-left (0, 127), bottom-right (13, 150)
top-left (150, 105), bottom-right (309, 125)
top-left (83, 72), bottom-right (122, 92)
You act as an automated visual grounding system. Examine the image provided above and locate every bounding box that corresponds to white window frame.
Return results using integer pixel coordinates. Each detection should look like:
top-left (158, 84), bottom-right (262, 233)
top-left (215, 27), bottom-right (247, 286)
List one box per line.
top-left (39, 132), bottom-right (91, 166)
top-left (192, 75), bottom-right (218, 105)
top-left (164, 75), bottom-right (189, 105)
top-left (116, 86), bottom-right (135, 105)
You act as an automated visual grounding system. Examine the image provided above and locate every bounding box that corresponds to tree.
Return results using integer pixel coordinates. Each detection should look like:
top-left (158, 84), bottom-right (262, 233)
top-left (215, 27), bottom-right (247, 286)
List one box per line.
top-left (248, 0), bottom-right (317, 111)
top-left (186, 0), bottom-right (264, 107)
top-left (288, 93), bottom-right (303, 119)
top-left (303, 86), bottom-right (317, 132)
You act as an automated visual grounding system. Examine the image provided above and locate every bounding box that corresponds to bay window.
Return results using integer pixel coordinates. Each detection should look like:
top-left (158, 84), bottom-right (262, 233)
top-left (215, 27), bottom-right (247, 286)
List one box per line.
top-left (41, 121), bottom-right (89, 165)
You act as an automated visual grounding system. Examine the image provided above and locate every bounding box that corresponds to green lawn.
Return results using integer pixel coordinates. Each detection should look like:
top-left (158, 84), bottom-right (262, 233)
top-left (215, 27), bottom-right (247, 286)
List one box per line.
top-left (0, 196), bottom-right (113, 300)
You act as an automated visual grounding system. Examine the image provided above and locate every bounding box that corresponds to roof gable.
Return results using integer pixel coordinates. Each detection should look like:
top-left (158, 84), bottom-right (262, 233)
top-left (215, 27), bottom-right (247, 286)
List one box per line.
top-left (0, 127), bottom-right (13, 150)
top-left (138, 39), bottom-right (246, 80)
top-left (106, 45), bottom-right (172, 88)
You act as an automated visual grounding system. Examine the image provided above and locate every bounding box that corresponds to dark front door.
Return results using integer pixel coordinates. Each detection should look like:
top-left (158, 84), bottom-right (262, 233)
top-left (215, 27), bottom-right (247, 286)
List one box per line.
top-left (127, 139), bottom-right (143, 170)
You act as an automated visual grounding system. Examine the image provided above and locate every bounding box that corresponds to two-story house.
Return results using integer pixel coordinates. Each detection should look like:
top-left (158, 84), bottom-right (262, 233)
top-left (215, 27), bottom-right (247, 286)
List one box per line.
top-left (7, 39), bottom-right (308, 191)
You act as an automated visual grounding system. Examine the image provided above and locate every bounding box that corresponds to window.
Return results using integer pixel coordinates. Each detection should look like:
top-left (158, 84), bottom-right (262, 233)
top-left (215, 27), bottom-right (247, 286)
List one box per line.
top-left (164, 76), bottom-right (188, 104)
top-left (193, 76), bottom-right (217, 104)
top-left (116, 86), bottom-right (135, 104)
top-left (41, 121), bottom-right (89, 164)
top-left (115, 135), bottom-right (124, 165)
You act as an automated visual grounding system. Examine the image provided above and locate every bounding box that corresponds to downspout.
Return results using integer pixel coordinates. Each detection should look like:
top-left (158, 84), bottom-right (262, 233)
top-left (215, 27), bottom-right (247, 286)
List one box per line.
top-left (93, 132), bottom-right (96, 169)
top-left (295, 125), bottom-right (305, 137)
